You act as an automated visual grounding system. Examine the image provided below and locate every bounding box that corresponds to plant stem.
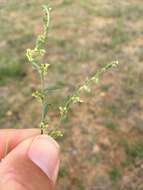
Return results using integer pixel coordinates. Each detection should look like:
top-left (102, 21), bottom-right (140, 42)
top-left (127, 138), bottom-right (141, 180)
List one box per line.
top-left (40, 72), bottom-right (45, 134)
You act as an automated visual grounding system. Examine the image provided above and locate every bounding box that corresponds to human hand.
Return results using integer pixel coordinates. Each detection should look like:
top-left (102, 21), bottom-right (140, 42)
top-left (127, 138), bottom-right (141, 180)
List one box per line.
top-left (0, 129), bottom-right (60, 190)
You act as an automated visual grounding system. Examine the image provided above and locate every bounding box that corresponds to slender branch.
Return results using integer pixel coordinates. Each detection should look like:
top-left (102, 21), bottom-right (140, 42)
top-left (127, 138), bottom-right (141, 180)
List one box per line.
top-left (59, 61), bottom-right (119, 122)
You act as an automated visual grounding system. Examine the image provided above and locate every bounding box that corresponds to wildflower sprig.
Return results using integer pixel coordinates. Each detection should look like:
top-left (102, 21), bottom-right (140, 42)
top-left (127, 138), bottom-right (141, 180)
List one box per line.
top-left (26, 5), bottom-right (52, 135)
top-left (26, 5), bottom-right (119, 139)
top-left (59, 61), bottom-right (119, 122)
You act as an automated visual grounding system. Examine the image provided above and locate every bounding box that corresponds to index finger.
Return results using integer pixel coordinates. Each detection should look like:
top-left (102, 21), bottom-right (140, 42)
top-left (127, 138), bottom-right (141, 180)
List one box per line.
top-left (0, 128), bottom-right (40, 159)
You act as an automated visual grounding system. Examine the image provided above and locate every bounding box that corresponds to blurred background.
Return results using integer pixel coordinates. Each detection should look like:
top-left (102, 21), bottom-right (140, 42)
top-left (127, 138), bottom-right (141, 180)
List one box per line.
top-left (0, 0), bottom-right (143, 189)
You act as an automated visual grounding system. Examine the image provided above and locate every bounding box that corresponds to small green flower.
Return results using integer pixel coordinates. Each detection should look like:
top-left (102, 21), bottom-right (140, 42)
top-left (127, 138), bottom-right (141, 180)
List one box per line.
top-left (80, 84), bottom-right (91, 93)
top-left (39, 63), bottom-right (50, 76)
top-left (71, 95), bottom-right (83, 103)
top-left (26, 49), bottom-right (34, 62)
top-left (59, 106), bottom-right (67, 116)
top-left (32, 90), bottom-right (43, 102)
top-left (48, 130), bottom-right (63, 138)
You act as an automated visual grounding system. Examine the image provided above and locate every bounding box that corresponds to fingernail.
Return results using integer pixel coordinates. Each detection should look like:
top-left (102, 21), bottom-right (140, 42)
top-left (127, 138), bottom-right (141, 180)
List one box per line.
top-left (28, 135), bottom-right (60, 184)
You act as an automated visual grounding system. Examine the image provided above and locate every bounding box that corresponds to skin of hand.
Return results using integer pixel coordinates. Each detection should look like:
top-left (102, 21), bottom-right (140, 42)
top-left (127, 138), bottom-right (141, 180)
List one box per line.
top-left (0, 129), bottom-right (60, 190)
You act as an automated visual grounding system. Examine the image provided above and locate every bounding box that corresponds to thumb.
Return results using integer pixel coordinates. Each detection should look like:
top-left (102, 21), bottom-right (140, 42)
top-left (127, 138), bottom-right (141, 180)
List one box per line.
top-left (0, 135), bottom-right (60, 190)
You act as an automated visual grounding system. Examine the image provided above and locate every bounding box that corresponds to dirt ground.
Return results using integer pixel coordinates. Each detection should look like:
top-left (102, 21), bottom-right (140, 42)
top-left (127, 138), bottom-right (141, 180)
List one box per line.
top-left (0, 0), bottom-right (143, 189)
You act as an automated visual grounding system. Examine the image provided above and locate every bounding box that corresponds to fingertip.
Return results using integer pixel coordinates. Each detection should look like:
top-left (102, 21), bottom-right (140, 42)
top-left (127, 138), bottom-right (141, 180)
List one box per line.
top-left (0, 134), bottom-right (59, 190)
top-left (28, 135), bottom-right (60, 184)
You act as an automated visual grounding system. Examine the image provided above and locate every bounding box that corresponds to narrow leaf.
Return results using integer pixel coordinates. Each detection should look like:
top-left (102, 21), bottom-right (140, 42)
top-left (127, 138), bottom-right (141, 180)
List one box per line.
top-left (43, 103), bottom-right (49, 119)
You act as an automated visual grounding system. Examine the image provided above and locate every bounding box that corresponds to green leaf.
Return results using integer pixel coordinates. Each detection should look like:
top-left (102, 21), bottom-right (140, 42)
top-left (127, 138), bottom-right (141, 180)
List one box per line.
top-left (31, 61), bottom-right (39, 70)
top-left (44, 82), bottom-right (66, 93)
top-left (43, 103), bottom-right (49, 119)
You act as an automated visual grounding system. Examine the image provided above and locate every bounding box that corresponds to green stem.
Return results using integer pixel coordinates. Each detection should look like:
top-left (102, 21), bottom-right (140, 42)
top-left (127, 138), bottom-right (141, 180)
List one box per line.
top-left (40, 72), bottom-right (45, 134)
